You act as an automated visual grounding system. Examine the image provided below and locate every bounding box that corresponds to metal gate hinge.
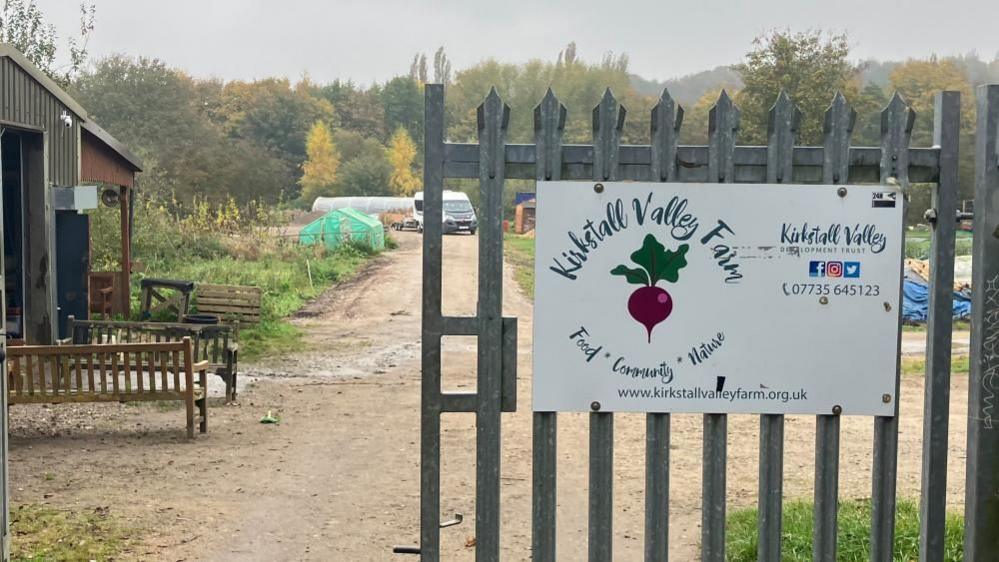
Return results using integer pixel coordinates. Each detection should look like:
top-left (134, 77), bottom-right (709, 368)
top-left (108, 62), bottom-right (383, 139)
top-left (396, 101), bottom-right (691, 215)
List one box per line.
top-left (923, 209), bottom-right (973, 224)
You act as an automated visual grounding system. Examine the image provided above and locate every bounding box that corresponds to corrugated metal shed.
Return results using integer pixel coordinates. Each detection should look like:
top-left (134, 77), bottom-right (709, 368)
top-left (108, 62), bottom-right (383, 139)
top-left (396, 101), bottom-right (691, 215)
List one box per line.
top-left (0, 43), bottom-right (143, 343)
top-left (0, 45), bottom-right (82, 187)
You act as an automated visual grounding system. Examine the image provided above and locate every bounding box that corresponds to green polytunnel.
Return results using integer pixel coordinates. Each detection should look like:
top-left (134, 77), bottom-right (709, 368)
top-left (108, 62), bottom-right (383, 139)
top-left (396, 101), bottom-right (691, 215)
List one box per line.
top-left (299, 207), bottom-right (385, 251)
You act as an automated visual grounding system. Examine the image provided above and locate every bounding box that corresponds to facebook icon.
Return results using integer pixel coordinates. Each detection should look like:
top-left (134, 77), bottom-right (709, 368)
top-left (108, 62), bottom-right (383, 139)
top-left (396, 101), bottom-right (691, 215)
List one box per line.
top-left (809, 261), bottom-right (826, 277)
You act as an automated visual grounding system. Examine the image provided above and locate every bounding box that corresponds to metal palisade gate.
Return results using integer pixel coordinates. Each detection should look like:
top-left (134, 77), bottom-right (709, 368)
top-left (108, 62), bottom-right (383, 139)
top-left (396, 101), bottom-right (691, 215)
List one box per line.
top-left (415, 82), bottom-right (995, 561)
top-left (965, 84), bottom-right (999, 560)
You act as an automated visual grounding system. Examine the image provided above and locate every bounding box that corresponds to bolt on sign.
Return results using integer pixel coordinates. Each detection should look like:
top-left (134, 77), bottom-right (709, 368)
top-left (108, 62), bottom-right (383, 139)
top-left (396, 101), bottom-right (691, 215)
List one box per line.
top-left (533, 181), bottom-right (905, 416)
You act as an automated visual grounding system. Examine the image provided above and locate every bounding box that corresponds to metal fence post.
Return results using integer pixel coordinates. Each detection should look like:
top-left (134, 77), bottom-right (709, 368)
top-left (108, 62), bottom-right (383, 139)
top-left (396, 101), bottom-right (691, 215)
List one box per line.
top-left (918, 90), bottom-right (960, 562)
top-left (758, 90), bottom-right (801, 562)
top-left (475, 88), bottom-right (509, 562)
top-left (872, 92), bottom-right (914, 562)
top-left (813, 91), bottom-right (855, 562)
top-left (644, 88), bottom-right (681, 562)
top-left (589, 89), bottom-right (624, 562)
top-left (532, 88), bottom-right (564, 562)
top-left (964, 83), bottom-right (999, 561)
top-left (420, 83), bottom-right (446, 562)
top-left (702, 90), bottom-right (739, 562)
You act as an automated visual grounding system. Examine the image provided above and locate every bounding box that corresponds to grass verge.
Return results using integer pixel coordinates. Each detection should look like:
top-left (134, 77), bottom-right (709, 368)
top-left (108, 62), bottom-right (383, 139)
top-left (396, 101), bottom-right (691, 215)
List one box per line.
top-left (504, 233), bottom-right (536, 298)
top-left (10, 504), bottom-right (133, 561)
top-left (137, 244), bottom-right (375, 361)
top-left (902, 355), bottom-right (970, 376)
top-left (726, 499), bottom-right (963, 561)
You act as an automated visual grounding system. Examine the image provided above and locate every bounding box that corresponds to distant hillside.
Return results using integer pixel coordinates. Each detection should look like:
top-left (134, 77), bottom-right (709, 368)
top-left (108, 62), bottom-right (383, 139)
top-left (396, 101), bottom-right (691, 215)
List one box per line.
top-left (631, 55), bottom-right (999, 109)
top-left (630, 66), bottom-right (743, 105)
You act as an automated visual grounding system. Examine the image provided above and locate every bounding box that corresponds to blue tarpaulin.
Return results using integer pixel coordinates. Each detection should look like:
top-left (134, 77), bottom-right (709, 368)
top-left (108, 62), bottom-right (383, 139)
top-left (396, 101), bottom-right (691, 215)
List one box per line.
top-left (902, 279), bottom-right (971, 322)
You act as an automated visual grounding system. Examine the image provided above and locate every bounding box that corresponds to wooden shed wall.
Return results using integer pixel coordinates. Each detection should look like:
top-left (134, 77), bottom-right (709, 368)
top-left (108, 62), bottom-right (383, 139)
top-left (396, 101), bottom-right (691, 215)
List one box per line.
top-left (0, 56), bottom-right (80, 186)
top-left (81, 129), bottom-right (134, 188)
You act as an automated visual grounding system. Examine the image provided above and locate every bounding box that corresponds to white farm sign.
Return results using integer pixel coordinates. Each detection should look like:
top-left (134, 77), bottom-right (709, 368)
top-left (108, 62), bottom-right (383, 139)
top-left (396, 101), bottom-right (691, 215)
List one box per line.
top-left (532, 182), bottom-right (904, 416)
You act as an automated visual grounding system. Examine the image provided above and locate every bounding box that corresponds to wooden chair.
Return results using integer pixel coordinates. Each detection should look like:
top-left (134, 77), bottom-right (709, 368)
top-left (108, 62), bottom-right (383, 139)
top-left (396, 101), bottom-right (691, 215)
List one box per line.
top-left (139, 278), bottom-right (195, 321)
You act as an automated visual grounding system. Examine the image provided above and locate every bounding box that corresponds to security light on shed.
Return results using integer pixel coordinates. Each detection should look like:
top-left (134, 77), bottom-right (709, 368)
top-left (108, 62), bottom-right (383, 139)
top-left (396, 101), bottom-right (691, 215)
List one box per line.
top-left (100, 187), bottom-right (120, 208)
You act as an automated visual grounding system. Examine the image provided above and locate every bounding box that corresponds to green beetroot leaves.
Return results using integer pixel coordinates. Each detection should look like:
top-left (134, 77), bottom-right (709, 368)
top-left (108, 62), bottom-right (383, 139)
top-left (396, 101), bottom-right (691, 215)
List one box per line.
top-left (611, 234), bottom-right (689, 287)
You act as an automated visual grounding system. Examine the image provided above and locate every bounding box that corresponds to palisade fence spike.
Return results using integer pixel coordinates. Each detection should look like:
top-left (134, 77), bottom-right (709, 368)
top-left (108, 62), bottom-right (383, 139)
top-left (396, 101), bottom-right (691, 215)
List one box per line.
top-left (708, 90), bottom-right (740, 183)
top-left (592, 88), bottom-right (626, 181)
top-left (650, 88), bottom-right (683, 182)
top-left (766, 90), bottom-right (802, 183)
top-left (477, 87), bottom-right (510, 180)
top-left (534, 88), bottom-right (567, 181)
top-left (880, 92), bottom-right (916, 185)
top-left (823, 92), bottom-right (857, 184)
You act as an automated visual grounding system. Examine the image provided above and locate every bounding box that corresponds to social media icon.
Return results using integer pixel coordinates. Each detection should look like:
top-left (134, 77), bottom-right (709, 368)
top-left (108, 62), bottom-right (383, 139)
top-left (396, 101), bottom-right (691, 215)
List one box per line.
top-left (844, 262), bottom-right (861, 278)
top-left (809, 261), bottom-right (825, 277)
top-left (826, 261), bottom-right (843, 278)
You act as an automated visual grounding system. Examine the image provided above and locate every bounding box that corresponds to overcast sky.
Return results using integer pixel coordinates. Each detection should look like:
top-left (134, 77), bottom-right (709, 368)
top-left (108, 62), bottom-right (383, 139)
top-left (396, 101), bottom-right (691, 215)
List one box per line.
top-left (35, 0), bottom-right (999, 85)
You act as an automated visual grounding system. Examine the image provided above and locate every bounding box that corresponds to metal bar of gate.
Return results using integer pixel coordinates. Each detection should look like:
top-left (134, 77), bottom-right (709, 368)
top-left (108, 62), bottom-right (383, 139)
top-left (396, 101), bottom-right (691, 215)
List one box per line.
top-left (918, 91), bottom-right (960, 562)
top-left (588, 89), bottom-right (622, 562)
top-left (702, 91), bottom-right (738, 562)
top-left (965, 83), bottom-right (999, 561)
top-left (420, 84), bottom-right (446, 562)
top-left (532, 89), bottom-right (564, 562)
top-left (813, 91), bottom-right (854, 562)
top-left (644, 89), bottom-right (680, 562)
top-left (758, 91), bottom-right (800, 562)
top-left (0, 126), bottom-right (8, 562)
top-left (475, 89), bottom-right (508, 562)
top-left (871, 92), bottom-right (914, 562)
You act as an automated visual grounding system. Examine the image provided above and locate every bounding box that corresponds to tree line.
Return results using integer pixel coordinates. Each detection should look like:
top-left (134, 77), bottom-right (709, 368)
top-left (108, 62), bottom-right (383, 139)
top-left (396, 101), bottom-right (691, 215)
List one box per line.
top-left (4, 1), bottom-right (998, 212)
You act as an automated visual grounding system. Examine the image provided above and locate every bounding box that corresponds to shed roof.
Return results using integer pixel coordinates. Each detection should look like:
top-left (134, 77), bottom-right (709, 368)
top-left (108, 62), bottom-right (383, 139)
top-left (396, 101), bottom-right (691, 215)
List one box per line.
top-left (81, 120), bottom-right (143, 172)
top-left (0, 43), bottom-right (143, 172)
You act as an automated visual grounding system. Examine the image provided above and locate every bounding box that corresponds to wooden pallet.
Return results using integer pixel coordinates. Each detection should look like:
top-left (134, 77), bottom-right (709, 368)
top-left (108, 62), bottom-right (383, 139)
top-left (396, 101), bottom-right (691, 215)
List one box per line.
top-left (196, 284), bottom-right (262, 324)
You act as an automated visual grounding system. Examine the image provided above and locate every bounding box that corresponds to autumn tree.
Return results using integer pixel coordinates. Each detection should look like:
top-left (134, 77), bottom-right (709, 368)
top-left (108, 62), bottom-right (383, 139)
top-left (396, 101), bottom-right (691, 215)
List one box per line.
top-left (735, 30), bottom-right (859, 145)
top-left (678, 88), bottom-right (732, 145)
top-left (214, 78), bottom-right (336, 172)
top-left (387, 127), bottom-right (420, 195)
top-left (299, 121), bottom-right (341, 203)
top-left (889, 57), bottom-right (975, 139)
top-left (890, 57), bottom-right (976, 201)
top-left (73, 55), bottom-right (289, 204)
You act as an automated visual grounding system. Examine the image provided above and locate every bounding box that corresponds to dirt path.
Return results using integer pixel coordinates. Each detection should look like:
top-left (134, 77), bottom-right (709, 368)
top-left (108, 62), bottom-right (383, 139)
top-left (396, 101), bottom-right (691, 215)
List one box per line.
top-left (8, 232), bottom-right (972, 561)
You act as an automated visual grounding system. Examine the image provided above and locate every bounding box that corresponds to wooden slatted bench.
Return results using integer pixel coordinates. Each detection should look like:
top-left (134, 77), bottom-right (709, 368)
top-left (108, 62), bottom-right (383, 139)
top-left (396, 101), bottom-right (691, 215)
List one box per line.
top-left (7, 339), bottom-right (209, 438)
top-left (66, 316), bottom-right (239, 403)
top-left (195, 284), bottom-right (262, 325)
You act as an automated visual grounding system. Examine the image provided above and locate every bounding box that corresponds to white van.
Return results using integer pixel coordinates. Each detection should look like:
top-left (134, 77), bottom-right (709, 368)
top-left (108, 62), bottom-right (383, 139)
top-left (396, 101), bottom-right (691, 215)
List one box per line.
top-left (413, 190), bottom-right (478, 235)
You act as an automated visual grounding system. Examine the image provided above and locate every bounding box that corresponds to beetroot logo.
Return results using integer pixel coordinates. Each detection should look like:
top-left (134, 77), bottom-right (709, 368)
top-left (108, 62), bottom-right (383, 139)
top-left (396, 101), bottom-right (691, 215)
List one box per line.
top-left (610, 234), bottom-right (689, 342)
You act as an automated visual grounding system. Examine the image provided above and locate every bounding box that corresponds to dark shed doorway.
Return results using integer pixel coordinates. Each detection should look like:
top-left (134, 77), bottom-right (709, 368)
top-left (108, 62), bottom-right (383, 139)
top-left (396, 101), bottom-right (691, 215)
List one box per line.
top-left (1, 130), bottom-right (25, 340)
top-left (1, 127), bottom-right (46, 343)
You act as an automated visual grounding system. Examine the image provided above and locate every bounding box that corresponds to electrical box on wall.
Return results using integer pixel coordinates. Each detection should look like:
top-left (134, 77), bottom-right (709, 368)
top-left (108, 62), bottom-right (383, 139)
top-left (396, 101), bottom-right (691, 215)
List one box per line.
top-left (53, 185), bottom-right (99, 211)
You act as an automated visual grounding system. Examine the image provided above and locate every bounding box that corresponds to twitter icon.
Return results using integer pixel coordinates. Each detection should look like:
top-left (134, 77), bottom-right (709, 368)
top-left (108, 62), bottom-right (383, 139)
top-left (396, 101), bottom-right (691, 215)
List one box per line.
top-left (844, 262), bottom-right (861, 278)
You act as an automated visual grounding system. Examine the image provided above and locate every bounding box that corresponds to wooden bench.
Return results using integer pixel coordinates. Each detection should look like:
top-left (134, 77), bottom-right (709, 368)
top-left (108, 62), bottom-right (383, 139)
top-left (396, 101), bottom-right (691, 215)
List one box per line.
top-left (195, 284), bottom-right (262, 325)
top-left (66, 316), bottom-right (239, 403)
top-left (7, 339), bottom-right (208, 438)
